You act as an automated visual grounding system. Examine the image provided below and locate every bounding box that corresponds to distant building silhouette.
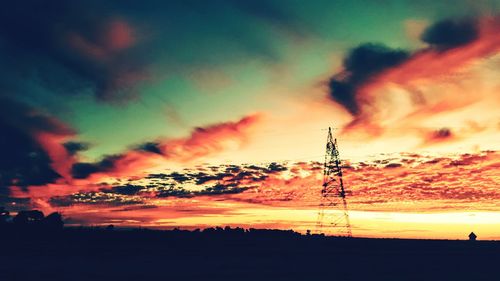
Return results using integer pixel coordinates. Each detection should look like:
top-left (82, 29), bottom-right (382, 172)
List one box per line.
top-left (468, 232), bottom-right (477, 241)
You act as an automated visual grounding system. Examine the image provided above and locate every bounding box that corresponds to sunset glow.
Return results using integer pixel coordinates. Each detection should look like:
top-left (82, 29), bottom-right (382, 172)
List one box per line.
top-left (1, 1), bottom-right (499, 240)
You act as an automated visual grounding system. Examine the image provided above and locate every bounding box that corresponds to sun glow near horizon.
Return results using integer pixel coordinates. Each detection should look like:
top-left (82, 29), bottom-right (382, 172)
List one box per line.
top-left (1, 1), bottom-right (500, 240)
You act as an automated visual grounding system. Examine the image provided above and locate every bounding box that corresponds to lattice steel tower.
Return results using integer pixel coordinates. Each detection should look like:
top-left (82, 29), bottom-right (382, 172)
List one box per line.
top-left (316, 127), bottom-right (352, 237)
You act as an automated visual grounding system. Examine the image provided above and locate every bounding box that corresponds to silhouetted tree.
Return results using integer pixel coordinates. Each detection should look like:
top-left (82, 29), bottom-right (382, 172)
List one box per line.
top-left (13, 210), bottom-right (44, 228)
top-left (42, 212), bottom-right (64, 230)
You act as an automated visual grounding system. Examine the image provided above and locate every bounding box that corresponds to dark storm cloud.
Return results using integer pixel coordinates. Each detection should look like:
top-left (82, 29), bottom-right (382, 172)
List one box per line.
top-left (155, 182), bottom-right (250, 198)
top-left (327, 18), bottom-right (481, 116)
top-left (69, 114), bottom-right (260, 179)
top-left (193, 172), bottom-right (233, 185)
top-left (167, 172), bottom-right (192, 183)
top-left (384, 163), bottom-right (403, 169)
top-left (147, 163), bottom-right (280, 187)
top-left (421, 19), bottom-right (479, 50)
top-left (0, 98), bottom-right (74, 191)
top-left (54, 162), bottom-right (287, 206)
top-left (0, 121), bottom-right (60, 191)
top-left (328, 43), bottom-right (409, 115)
top-left (0, 0), bottom-right (147, 101)
top-left (343, 44), bottom-right (410, 79)
top-left (71, 155), bottom-right (123, 179)
top-left (49, 191), bottom-right (143, 206)
top-left (136, 142), bottom-right (162, 155)
top-left (0, 0), bottom-right (299, 103)
top-left (0, 98), bottom-right (74, 137)
top-left (419, 127), bottom-right (455, 146)
top-left (197, 183), bottom-right (248, 195)
top-left (103, 184), bottom-right (143, 196)
top-left (432, 128), bottom-right (453, 139)
top-left (63, 141), bottom-right (90, 156)
top-left (70, 163), bottom-right (100, 180)
top-left (267, 162), bottom-right (288, 173)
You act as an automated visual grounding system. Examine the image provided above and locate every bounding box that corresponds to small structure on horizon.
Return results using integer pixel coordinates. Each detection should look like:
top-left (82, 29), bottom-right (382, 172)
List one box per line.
top-left (468, 232), bottom-right (477, 241)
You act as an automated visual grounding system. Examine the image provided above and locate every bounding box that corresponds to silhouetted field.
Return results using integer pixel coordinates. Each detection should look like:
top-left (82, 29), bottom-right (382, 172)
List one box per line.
top-left (0, 226), bottom-right (498, 281)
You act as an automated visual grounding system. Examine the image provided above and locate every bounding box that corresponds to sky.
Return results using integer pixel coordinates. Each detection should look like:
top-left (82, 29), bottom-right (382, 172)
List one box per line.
top-left (1, 0), bottom-right (500, 239)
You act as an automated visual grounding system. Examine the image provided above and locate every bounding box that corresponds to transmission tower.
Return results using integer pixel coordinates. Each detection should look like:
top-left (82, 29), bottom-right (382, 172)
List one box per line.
top-left (316, 127), bottom-right (352, 237)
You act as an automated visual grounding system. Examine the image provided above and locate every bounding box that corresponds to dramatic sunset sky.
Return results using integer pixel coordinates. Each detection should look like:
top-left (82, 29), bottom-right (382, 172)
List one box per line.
top-left (1, 0), bottom-right (499, 239)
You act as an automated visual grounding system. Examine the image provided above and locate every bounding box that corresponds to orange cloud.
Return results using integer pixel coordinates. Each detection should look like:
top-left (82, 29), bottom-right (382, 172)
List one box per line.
top-left (68, 18), bottom-right (136, 60)
top-left (11, 114), bottom-right (262, 199)
top-left (376, 17), bottom-right (500, 84)
top-left (24, 151), bottom-right (499, 237)
top-left (225, 151), bottom-right (500, 212)
top-left (158, 114), bottom-right (261, 161)
top-left (35, 132), bottom-right (76, 180)
top-left (335, 17), bottom-right (500, 152)
top-left (100, 113), bottom-right (262, 178)
top-left (419, 127), bottom-right (455, 145)
top-left (0, 98), bottom-right (79, 195)
top-left (105, 19), bottom-right (135, 50)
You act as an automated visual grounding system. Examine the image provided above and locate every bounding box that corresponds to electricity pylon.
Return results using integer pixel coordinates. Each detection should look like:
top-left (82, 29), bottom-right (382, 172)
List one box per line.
top-left (316, 127), bottom-right (352, 237)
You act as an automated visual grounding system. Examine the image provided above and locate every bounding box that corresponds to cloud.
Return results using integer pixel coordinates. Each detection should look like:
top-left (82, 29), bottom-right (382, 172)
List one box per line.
top-left (71, 155), bottom-right (122, 179)
top-left (7, 114), bottom-right (262, 201)
top-left (227, 152), bottom-right (500, 211)
top-left (421, 18), bottom-right (479, 50)
top-left (49, 161), bottom-right (286, 207)
top-left (414, 125), bottom-right (484, 148)
top-left (0, 98), bottom-right (75, 192)
top-left (384, 163), bottom-right (403, 169)
top-left (63, 141), bottom-right (90, 156)
top-left (0, 121), bottom-right (60, 191)
top-left (328, 43), bottom-right (409, 115)
top-left (102, 184), bottom-right (143, 196)
top-left (424, 128), bottom-right (454, 143)
top-left (0, 98), bottom-right (73, 137)
top-left (15, 150), bottom-right (497, 228)
top-left (70, 114), bottom-right (261, 179)
top-left (135, 142), bottom-right (162, 155)
top-left (0, 0), bottom-right (302, 103)
top-left (0, 0), bottom-right (146, 101)
top-left (326, 16), bottom-right (500, 143)
top-left (49, 191), bottom-right (144, 207)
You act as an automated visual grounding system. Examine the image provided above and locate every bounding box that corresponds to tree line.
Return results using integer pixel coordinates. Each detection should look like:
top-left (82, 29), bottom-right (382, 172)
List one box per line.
top-left (0, 207), bottom-right (64, 231)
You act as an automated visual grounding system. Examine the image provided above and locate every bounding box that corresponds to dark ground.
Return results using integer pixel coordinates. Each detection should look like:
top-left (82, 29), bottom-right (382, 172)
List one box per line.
top-left (0, 227), bottom-right (498, 281)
